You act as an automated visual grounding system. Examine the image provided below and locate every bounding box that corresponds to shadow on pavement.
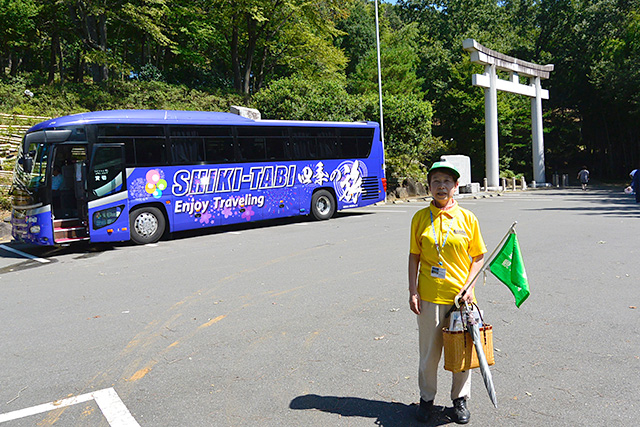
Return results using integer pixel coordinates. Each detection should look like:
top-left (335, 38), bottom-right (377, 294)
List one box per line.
top-left (524, 187), bottom-right (640, 218)
top-left (289, 394), bottom-right (454, 426)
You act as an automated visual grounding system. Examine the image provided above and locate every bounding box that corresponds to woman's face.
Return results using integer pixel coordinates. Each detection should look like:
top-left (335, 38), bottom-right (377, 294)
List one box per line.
top-left (429, 170), bottom-right (459, 207)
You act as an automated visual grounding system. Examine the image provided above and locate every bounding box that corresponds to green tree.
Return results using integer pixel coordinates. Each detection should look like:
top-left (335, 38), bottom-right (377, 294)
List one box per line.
top-left (350, 21), bottom-right (424, 96)
top-left (211, 0), bottom-right (350, 94)
top-left (335, 0), bottom-right (376, 76)
top-left (0, 0), bottom-right (40, 76)
top-left (252, 74), bottom-right (363, 121)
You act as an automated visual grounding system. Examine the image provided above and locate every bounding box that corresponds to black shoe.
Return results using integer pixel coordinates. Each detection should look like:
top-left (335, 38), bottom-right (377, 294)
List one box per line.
top-left (452, 397), bottom-right (470, 424)
top-left (415, 398), bottom-right (433, 423)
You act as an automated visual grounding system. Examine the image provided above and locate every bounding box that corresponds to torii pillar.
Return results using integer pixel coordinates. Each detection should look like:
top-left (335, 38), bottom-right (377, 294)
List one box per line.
top-left (463, 39), bottom-right (554, 187)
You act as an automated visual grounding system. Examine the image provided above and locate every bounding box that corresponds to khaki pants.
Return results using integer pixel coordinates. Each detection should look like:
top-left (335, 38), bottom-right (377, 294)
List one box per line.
top-left (417, 300), bottom-right (471, 402)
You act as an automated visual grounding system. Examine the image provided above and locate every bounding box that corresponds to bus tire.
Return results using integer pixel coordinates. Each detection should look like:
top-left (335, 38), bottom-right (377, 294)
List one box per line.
top-left (130, 206), bottom-right (166, 244)
top-left (311, 190), bottom-right (336, 221)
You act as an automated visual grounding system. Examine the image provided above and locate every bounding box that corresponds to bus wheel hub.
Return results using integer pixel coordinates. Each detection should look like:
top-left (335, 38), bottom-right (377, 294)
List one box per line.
top-left (135, 213), bottom-right (158, 236)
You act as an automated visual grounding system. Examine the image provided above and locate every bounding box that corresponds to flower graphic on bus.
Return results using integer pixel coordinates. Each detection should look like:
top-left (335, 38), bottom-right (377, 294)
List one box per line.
top-left (222, 206), bottom-right (233, 219)
top-left (241, 206), bottom-right (255, 221)
top-left (333, 160), bottom-right (366, 204)
top-left (145, 169), bottom-right (167, 199)
top-left (199, 211), bottom-right (213, 225)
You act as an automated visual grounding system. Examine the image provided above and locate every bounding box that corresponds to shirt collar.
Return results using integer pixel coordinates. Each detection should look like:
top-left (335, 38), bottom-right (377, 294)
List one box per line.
top-left (430, 200), bottom-right (459, 217)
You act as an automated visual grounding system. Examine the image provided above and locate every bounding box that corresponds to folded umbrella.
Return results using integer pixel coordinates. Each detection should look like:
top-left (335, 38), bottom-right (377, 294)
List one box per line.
top-left (463, 304), bottom-right (498, 408)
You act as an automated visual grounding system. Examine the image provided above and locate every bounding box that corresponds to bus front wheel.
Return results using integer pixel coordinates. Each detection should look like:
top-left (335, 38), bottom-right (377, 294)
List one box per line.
top-left (311, 190), bottom-right (336, 220)
top-left (130, 207), bottom-right (166, 244)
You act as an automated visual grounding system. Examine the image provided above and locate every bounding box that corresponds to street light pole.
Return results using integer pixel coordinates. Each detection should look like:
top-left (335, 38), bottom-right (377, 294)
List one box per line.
top-left (374, 0), bottom-right (384, 148)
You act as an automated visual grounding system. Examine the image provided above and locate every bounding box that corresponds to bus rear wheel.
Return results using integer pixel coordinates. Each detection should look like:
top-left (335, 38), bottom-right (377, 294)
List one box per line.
top-left (311, 190), bottom-right (336, 220)
top-left (130, 206), bottom-right (166, 244)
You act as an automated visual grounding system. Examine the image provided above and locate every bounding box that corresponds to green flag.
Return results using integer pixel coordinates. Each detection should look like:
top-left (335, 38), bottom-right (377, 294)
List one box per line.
top-left (489, 232), bottom-right (530, 307)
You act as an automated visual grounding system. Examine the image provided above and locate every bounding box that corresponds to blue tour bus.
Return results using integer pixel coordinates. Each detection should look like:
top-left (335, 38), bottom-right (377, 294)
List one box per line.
top-left (10, 110), bottom-right (386, 245)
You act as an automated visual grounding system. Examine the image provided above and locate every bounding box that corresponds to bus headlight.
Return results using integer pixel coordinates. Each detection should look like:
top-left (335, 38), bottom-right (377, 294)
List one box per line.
top-left (29, 225), bottom-right (41, 234)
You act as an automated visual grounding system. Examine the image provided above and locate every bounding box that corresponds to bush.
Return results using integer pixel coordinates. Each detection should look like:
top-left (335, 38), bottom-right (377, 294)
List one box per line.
top-left (0, 80), bottom-right (246, 117)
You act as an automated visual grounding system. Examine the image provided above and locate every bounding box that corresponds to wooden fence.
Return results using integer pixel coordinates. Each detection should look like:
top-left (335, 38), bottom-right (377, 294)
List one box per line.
top-left (0, 113), bottom-right (51, 169)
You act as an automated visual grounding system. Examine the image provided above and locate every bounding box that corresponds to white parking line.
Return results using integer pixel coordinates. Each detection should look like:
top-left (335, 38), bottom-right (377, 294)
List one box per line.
top-left (0, 245), bottom-right (50, 263)
top-left (0, 388), bottom-right (140, 426)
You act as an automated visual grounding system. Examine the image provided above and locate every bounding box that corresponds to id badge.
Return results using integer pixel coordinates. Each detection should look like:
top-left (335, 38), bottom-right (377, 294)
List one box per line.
top-left (430, 266), bottom-right (446, 279)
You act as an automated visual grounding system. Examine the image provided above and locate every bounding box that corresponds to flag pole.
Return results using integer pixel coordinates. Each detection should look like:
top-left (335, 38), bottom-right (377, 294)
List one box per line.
top-left (445, 221), bottom-right (518, 318)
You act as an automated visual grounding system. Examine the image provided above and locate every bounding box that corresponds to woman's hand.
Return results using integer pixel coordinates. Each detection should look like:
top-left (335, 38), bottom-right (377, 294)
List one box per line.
top-left (408, 253), bottom-right (421, 315)
top-left (456, 288), bottom-right (474, 305)
top-left (410, 292), bottom-right (421, 315)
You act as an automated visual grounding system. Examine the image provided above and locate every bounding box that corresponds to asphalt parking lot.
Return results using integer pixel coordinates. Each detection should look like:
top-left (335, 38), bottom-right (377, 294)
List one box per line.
top-left (0, 186), bottom-right (638, 426)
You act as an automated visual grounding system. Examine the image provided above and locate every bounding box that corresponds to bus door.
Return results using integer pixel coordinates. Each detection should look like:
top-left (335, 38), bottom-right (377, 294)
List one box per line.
top-left (51, 144), bottom-right (87, 220)
top-left (87, 144), bottom-right (130, 242)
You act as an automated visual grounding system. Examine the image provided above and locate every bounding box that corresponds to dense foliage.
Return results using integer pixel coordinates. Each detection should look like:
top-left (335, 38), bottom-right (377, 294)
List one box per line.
top-left (2, 0), bottom-right (640, 182)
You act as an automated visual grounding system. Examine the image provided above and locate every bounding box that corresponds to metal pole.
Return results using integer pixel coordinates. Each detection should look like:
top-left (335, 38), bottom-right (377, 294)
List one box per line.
top-left (374, 0), bottom-right (385, 148)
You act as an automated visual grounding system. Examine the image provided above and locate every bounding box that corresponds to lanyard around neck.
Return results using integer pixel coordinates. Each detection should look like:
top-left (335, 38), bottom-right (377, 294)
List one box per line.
top-left (430, 209), bottom-right (455, 266)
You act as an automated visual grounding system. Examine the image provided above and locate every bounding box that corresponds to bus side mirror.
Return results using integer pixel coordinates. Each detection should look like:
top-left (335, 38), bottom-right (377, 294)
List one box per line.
top-left (20, 157), bottom-right (33, 173)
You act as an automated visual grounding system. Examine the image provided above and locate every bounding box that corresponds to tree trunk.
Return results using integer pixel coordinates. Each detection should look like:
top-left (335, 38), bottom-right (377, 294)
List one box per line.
top-left (86, 13), bottom-right (108, 83)
top-left (242, 16), bottom-right (257, 94)
top-left (57, 32), bottom-right (64, 84)
top-left (10, 53), bottom-right (21, 76)
top-left (231, 16), bottom-right (242, 92)
top-left (48, 31), bottom-right (60, 84)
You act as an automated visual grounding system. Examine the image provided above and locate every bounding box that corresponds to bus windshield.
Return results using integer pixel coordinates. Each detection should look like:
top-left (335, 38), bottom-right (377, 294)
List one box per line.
top-left (26, 142), bottom-right (50, 190)
top-left (12, 141), bottom-right (50, 202)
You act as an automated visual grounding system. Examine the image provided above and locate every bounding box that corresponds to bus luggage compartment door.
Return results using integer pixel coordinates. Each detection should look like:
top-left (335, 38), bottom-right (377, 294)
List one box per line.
top-left (88, 195), bottom-right (130, 242)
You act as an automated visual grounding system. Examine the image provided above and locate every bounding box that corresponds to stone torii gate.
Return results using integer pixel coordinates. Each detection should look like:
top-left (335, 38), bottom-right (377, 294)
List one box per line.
top-left (463, 39), bottom-right (554, 187)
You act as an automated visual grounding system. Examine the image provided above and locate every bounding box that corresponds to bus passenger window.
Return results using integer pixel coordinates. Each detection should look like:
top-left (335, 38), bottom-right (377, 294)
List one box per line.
top-left (171, 138), bottom-right (205, 164)
top-left (204, 138), bottom-right (234, 163)
top-left (135, 139), bottom-right (167, 165)
top-left (341, 136), bottom-right (359, 158)
top-left (317, 137), bottom-right (340, 159)
top-left (265, 138), bottom-right (287, 160)
top-left (239, 138), bottom-right (266, 161)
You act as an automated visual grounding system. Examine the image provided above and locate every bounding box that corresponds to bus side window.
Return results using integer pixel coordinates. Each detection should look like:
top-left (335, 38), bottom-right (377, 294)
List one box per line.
top-left (171, 138), bottom-right (204, 164)
top-left (135, 139), bottom-right (167, 165)
top-left (238, 138), bottom-right (266, 162)
top-left (290, 129), bottom-right (317, 160)
top-left (124, 139), bottom-right (135, 165)
top-left (265, 137), bottom-right (287, 160)
top-left (358, 136), bottom-right (373, 158)
top-left (204, 138), bottom-right (234, 163)
top-left (317, 137), bottom-right (340, 159)
top-left (341, 136), bottom-right (359, 158)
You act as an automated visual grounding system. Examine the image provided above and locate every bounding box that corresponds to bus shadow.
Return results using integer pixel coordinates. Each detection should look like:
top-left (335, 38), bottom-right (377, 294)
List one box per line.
top-left (168, 210), bottom-right (375, 242)
top-left (0, 210), bottom-right (377, 259)
top-left (289, 394), bottom-right (452, 426)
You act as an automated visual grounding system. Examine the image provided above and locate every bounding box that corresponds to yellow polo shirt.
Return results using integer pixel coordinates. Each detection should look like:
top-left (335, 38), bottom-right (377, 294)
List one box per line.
top-left (410, 201), bottom-right (487, 304)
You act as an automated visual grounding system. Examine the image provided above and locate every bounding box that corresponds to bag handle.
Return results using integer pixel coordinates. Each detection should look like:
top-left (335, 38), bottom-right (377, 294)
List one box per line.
top-left (460, 302), bottom-right (486, 328)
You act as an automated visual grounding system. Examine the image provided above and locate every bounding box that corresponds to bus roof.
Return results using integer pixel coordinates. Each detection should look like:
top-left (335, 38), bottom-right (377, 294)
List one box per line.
top-left (28, 110), bottom-right (377, 133)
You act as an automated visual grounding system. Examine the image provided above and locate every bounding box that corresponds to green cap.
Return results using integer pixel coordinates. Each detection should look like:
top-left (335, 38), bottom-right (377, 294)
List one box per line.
top-left (429, 160), bottom-right (460, 180)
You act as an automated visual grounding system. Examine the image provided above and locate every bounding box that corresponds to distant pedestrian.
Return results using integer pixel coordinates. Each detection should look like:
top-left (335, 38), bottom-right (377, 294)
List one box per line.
top-left (633, 168), bottom-right (640, 203)
top-left (577, 166), bottom-right (589, 190)
top-left (626, 170), bottom-right (637, 195)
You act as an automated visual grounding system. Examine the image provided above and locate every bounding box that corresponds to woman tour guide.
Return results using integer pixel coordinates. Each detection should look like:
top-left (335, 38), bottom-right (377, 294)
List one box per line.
top-left (408, 160), bottom-right (487, 424)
